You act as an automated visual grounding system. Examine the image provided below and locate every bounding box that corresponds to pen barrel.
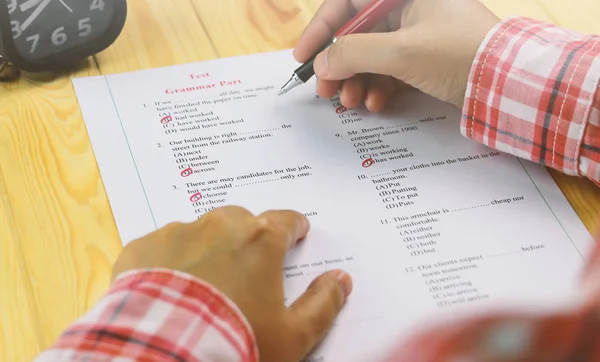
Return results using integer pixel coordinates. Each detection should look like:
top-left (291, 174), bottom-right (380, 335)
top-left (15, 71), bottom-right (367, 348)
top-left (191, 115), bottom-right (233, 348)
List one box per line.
top-left (334, 0), bottom-right (403, 37)
top-left (294, 39), bottom-right (335, 82)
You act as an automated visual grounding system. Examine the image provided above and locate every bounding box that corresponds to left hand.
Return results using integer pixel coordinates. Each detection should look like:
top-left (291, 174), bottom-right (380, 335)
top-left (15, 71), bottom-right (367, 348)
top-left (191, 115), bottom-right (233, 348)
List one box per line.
top-left (111, 205), bottom-right (353, 362)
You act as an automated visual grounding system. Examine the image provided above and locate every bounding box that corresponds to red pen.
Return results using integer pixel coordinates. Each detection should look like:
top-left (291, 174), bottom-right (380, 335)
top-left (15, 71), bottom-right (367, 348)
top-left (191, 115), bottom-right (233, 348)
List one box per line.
top-left (278, 0), bottom-right (404, 95)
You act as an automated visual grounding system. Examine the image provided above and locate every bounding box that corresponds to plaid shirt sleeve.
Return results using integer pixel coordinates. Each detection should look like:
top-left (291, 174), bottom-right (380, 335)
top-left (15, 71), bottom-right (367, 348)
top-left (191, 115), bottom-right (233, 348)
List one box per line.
top-left (461, 16), bottom-right (600, 185)
top-left (34, 269), bottom-right (259, 362)
top-left (384, 17), bottom-right (600, 362)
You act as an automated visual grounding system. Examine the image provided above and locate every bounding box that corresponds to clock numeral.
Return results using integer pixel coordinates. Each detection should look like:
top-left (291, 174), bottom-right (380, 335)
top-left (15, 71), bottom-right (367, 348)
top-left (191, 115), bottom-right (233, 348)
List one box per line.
top-left (11, 20), bottom-right (22, 39)
top-left (52, 27), bottom-right (67, 46)
top-left (20, 0), bottom-right (40, 12)
top-left (7, 0), bottom-right (17, 14)
top-left (79, 17), bottom-right (92, 37)
top-left (90, 0), bottom-right (105, 11)
top-left (26, 34), bottom-right (40, 54)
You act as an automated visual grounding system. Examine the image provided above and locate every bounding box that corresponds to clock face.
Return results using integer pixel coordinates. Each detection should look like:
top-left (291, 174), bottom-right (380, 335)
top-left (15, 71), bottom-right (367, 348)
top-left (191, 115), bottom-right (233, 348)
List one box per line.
top-left (5, 0), bottom-right (115, 61)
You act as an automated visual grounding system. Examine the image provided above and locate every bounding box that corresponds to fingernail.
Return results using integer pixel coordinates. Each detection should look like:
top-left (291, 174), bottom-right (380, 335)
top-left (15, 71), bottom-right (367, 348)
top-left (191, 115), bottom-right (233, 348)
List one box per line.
top-left (333, 270), bottom-right (353, 299)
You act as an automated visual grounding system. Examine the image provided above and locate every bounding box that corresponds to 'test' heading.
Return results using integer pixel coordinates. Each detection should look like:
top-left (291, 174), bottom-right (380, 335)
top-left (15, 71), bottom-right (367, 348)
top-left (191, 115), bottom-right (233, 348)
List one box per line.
top-left (164, 72), bottom-right (243, 94)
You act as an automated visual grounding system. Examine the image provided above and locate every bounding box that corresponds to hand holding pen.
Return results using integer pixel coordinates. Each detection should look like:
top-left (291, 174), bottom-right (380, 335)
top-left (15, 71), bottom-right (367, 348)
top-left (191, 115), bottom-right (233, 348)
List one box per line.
top-left (278, 0), bottom-right (405, 96)
top-left (281, 0), bottom-right (501, 111)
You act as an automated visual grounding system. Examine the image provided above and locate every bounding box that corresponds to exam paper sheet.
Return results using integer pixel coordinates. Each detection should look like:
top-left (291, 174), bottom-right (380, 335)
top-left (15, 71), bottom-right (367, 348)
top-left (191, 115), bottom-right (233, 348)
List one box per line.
top-left (73, 49), bottom-right (594, 362)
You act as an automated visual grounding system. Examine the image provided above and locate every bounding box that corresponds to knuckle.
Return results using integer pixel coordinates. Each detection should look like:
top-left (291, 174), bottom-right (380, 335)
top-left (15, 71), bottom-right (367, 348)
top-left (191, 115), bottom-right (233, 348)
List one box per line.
top-left (220, 205), bottom-right (251, 214)
top-left (212, 205), bottom-right (250, 217)
top-left (162, 221), bottom-right (185, 232)
top-left (201, 209), bottom-right (229, 225)
top-left (157, 221), bottom-right (187, 244)
top-left (138, 221), bottom-right (187, 244)
top-left (201, 205), bottom-right (250, 225)
top-left (249, 217), bottom-right (287, 247)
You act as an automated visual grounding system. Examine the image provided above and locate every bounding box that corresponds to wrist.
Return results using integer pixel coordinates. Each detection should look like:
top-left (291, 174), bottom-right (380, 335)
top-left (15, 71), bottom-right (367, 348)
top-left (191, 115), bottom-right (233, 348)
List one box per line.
top-left (455, 21), bottom-right (502, 111)
top-left (113, 268), bottom-right (256, 324)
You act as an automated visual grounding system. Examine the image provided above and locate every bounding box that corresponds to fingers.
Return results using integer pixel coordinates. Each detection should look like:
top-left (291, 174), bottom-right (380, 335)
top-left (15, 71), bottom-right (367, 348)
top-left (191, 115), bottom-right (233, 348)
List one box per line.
top-left (194, 205), bottom-right (257, 237)
top-left (285, 270), bottom-right (353, 359)
top-left (314, 32), bottom-right (400, 80)
top-left (317, 78), bottom-right (341, 99)
top-left (294, 0), bottom-right (358, 63)
top-left (339, 74), bottom-right (366, 109)
top-left (319, 74), bottom-right (398, 112)
top-left (365, 74), bottom-right (397, 112)
top-left (256, 210), bottom-right (310, 249)
top-left (205, 205), bottom-right (256, 221)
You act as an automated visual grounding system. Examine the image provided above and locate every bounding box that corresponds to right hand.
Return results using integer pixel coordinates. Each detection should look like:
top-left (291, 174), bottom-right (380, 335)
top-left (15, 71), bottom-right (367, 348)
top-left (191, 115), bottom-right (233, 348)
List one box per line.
top-left (294, 0), bottom-right (500, 111)
top-left (112, 206), bottom-right (352, 362)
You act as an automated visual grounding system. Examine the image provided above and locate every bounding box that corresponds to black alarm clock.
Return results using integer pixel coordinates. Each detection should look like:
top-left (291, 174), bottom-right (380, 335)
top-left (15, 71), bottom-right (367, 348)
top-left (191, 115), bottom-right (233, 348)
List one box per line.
top-left (0, 0), bottom-right (127, 72)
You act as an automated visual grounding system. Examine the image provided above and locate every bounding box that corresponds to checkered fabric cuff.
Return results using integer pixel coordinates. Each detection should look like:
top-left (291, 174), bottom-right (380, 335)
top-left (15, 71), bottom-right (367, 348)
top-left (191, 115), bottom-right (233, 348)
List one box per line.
top-left (37, 269), bottom-right (258, 362)
top-left (461, 16), bottom-right (600, 182)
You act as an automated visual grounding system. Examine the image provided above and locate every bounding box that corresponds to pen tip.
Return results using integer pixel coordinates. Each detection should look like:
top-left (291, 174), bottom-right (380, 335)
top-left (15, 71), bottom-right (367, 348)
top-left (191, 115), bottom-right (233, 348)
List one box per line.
top-left (277, 73), bottom-right (302, 96)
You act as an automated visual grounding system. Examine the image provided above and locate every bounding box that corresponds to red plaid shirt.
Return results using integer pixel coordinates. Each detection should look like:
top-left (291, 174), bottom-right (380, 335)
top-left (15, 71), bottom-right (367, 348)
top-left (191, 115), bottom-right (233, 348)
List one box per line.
top-left (35, 17), bottom-right (600, 362)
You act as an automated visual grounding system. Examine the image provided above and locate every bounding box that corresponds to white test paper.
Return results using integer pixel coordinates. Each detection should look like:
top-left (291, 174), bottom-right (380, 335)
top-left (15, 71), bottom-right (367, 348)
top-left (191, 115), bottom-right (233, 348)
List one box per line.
top-left (73, 49), bottom-right (595, 361)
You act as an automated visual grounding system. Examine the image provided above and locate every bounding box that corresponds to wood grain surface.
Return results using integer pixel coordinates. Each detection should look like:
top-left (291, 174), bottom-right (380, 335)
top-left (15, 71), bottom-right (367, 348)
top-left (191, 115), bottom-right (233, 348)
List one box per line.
top-left (1, 0), bottom-right (599, 360)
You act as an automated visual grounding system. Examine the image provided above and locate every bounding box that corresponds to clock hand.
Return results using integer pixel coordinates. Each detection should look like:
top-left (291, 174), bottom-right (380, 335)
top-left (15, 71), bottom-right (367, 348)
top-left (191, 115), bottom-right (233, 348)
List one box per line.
top-left (20, 0), bottom-right (52, 32)
top-left (20, 0), bottom-right (42, 12)
top-left (58, 0), bottom-right (73, 12)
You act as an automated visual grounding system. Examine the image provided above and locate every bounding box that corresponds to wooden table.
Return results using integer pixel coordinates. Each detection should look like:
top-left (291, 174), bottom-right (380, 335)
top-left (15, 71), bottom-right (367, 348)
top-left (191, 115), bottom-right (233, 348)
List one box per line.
top-left (1, 0), bottom-right (600, 360)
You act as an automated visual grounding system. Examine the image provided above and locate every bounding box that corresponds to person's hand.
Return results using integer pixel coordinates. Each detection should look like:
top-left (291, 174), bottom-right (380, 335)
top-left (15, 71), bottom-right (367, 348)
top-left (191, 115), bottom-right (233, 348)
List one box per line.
top-left (294, 0), bottom-right (501, 110)
top-left (111, 206), bottom-right (353, 362)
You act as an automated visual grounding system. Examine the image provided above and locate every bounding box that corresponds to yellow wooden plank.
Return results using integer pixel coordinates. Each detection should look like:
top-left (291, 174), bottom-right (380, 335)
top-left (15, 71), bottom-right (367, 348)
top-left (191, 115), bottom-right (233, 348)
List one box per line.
top-left (95, 0), bottom-right (218, 74)
top-left (543, 0), bottom-right (600, 34)
top-left (191, 0), bottom-right (315, 56)
top-left (305, 0), bottom-right (600, 34)
top-left (0, 1), bottom-right (217, 361)
top-left (0, 62), bottom-right (118, 362)
top-left (482, 0), bottom-right (600, 34)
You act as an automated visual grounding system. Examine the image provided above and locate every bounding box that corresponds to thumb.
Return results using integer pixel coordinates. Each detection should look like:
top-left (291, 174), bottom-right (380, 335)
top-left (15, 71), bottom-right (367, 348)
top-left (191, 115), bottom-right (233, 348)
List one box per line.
top-left (284, 270), bottom-right (353, 359)
top-left (313, 32), bottom-right (400, 80)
